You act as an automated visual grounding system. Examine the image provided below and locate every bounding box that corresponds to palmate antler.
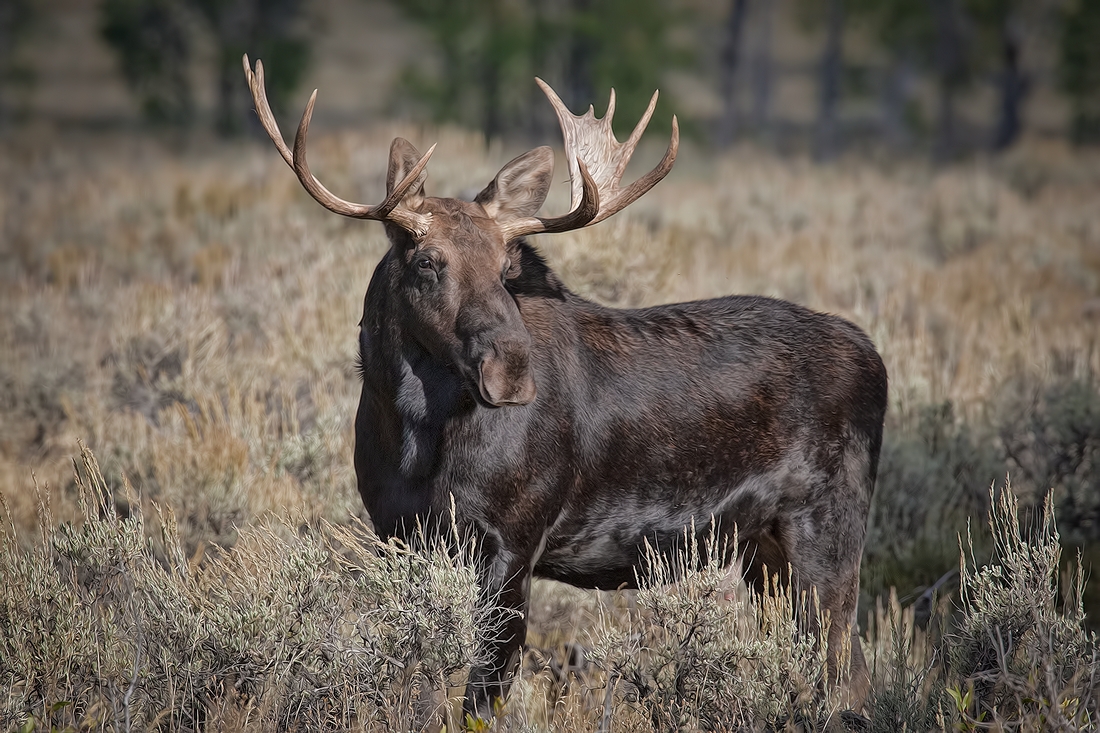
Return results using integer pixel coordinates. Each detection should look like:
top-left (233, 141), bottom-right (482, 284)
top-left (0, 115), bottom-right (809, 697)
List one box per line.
top-left (242, 54), bottom-right (434, 236)
top-left (497, 79), bottom-right (679, 241)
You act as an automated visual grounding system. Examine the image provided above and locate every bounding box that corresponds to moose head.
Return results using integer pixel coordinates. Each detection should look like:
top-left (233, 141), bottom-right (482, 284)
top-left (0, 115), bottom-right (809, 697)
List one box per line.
top-left (242, 55), bottom-right (677, 410)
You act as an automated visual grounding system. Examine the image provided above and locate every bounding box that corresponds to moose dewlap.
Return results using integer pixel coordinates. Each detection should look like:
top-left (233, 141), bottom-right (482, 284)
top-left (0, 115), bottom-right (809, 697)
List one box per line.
top-left (243, 54), bottom-right (888, 720)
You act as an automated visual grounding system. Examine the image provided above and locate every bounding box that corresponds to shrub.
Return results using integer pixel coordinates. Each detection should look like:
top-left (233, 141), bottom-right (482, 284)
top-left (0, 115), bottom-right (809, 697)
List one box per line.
top-left (995, 374), bottom-right (1100, 547)
top-left (862, 589), bottom-right (945, 733)
top-left (948, 485), bottom-right (1099, 730)
top-left (0, 445), bottom-right (494, 732)
top-left (864, 401), bottom-right (1002, 608)
top-left (588, 524), bottom-right (847, 732)
top-left (3, 446), bottom-right (1099, 730)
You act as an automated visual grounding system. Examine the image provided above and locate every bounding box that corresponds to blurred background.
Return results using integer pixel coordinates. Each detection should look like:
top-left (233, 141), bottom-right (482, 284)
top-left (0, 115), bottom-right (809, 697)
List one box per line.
top-left (2, 0), bottom-right (1099, 158)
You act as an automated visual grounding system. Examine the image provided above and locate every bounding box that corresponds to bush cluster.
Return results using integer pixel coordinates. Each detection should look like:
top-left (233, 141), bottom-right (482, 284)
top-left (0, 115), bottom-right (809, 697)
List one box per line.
top-left (1, 446), bottom-right (489, 732)
top-left (3, 449), bottom-right (1098, 731)
top-left (865, 370), bottom-right (1100, 619)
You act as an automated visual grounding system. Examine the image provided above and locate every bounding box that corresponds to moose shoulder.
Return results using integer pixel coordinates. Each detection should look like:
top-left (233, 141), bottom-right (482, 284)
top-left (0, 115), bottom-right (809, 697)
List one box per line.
top-left (244, 55), bottom-right (888, 720)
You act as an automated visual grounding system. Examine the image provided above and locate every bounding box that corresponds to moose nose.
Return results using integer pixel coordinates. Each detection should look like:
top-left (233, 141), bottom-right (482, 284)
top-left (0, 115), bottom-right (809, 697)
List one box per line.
top-left (477, 338), bottom-right (536, 406)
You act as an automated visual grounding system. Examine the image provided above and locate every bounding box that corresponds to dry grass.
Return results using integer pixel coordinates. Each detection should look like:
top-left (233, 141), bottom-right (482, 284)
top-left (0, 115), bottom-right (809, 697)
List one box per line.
top-left (1, 124), bottom-right (1099, 730)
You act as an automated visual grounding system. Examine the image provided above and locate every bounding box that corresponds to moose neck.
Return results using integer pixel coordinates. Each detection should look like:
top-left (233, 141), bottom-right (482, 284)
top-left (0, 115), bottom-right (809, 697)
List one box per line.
top-left (361, 251), bottom-right (470, 479)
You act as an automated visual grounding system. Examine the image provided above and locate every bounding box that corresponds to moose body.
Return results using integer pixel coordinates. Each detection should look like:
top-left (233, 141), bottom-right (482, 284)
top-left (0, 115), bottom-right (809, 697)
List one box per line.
top-left (244, 55), bottom-right (887, 720)
top-left (358, 244), bottom-right (887, 711)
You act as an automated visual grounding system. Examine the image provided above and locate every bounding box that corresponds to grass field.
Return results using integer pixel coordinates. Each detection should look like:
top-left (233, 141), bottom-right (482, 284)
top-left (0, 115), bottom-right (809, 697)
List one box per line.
top-left (2, 124), bottom-right (1099, 730)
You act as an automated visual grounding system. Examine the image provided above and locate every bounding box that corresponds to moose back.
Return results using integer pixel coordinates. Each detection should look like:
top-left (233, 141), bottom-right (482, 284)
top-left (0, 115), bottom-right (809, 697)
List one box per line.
top-left (243, 55), bottom-right (888, 720)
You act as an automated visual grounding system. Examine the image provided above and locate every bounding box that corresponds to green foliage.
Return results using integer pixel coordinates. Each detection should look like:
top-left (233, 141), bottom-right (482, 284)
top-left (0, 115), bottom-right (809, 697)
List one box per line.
top-left (950, 487), bottom-right (1098, 729)
top-left (867, 370), bottom-right (1100, 619)
top-left (0, 0), bottom-right (35, 122)
top-left (99, 0), bottom-right (310, 134)
top-left (996, 373), bottom-right (1100, 546)
top-left (396, 0), bottom-right (530, 140)
top-left (189, 0), bottom-right (311, 135)
top-left (847, 0), bottom-right (936, 61)
top-left (100, 0), bottom-right (194, 126)
top-left (864, 401), bottom-right (1002, 605)
top-left (1060, 0), bottom-right (1100, 144)
top-left (558, 0), bottom-right (690, 138)
top-left (863, 590), bottom-right (945, 733)
top-left (393, 0), bottom-right (689, 142)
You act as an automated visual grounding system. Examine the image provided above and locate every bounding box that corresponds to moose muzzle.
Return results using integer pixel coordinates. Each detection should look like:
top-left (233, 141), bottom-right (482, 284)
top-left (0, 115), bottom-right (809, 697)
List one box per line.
top-left (477, 336), bottom-right (537, 406)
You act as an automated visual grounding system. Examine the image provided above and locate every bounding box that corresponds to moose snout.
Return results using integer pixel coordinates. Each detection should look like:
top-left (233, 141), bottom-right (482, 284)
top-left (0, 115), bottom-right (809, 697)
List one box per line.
top-left (477, 337), bottom-right (537, 407)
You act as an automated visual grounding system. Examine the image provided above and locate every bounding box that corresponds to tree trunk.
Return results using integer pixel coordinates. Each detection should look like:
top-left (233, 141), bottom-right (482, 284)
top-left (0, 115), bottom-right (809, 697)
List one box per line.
top-left (481, 0), bottom-right (502, 143)
top-left (528, 0), bottom-right (550, 142)
top-left (814, 0), bottom-right (844, 161)
top-left (931, 0), bottom-right (967, 161)
top-left (566, 0), bottom-right (593, 112)
top-left (993, 16), bottom-right (1027, 151)
top-left (715, 0), bottom-right (749, 148)
top-left (881, 54), bottom-right (915, 150)
top-left (206, 0), bottom-right (254, 136)
top-left (750, 0), bottom-right (775, 135)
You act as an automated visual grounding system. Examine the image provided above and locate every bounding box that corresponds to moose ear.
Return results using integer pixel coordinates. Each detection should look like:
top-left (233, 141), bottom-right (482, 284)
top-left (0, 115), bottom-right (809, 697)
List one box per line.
top-left (386, 137), bottom-right (428, 210)
top-left (475, 146), bottom-right (554, 224)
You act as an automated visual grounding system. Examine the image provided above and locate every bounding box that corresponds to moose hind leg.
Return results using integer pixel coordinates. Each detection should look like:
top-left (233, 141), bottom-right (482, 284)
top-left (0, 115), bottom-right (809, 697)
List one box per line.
top-left (739, 513), bottom-right (869, 709)
top-left (785, 504), bottom-right (870, 709)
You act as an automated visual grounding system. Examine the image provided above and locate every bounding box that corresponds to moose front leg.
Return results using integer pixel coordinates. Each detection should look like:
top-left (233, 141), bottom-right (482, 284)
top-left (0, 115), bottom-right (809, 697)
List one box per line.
top-left (462, 553), bottom-right (532, 722)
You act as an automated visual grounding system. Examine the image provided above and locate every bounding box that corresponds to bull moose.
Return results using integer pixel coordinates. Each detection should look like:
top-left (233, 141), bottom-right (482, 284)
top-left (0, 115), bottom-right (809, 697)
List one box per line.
top-left (243, 55), bottom-right (888, 721)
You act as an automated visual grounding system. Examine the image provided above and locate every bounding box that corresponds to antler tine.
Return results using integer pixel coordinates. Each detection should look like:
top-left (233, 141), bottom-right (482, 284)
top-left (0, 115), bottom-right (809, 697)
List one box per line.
top-left (499, 78), bottom-right (677, 242)
top-left (590, 110), bottom-right (677, 226)
top-left (242, 54), bottom-right (434, 236)
top-left (291, 90), bottom-right (373, 218)
top-left (374, 143), bottom-right (437, 221)
top-left (242, 55), bottom-right (293, 168)
top-left (617, 90), bottom-right (658, 179)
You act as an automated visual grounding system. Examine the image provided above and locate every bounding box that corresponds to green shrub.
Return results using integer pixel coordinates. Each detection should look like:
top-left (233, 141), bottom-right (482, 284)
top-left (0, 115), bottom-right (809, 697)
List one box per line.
top-left (864, 401), bottom-right (1002, 607)
top-left (995, 374), bottom-right (1100, 546)
top-left (947, 485), bottom-right (1098, 729)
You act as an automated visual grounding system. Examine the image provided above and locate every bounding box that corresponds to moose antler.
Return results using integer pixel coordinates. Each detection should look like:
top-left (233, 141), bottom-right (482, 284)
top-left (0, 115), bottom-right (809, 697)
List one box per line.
top-left (242, 55), bottom-right (434, 237)
top-left (498, 79), bottom-right (679, 242)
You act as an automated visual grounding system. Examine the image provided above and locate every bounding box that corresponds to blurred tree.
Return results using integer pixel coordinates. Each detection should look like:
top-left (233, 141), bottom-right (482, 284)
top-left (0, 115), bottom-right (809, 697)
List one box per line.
top-left (100, 0), bottom-right (309, 135)
top-left (392, 0), bottom-right (688, 143)
top-left (561, 0), bottom-right (689, 139)
top-left (797, 0), bottom-right (847, 159)
top-left (847, 0), bottom-right (980, 158)
top-left (0, 0), bottom-right (34, 125)
top-left (714, 0), bottom-right (749, 148)
top-left (526, 0), bottom-right (552, 140)
top-left (851, 0), bottom-right (1045, 155)
top-left (1059, 0), bottom-right (1100, 145)
top-left (563, 0), bottom-right (594, 114)
top-left (966, 0), bottom-right (1030, 151)
top-left (100, 0), bottom-right (194, 126)
top-left (396, 0), bottom-right (529, 142)
top-left (849, 0), bottom-right (934, 149)
top-left (815, 0), bottom-right (845, 160)
top-left (928, 0), bottom-right (971, 160)
top-left (190, 0), bottom-right (311, 136)
top-left (749, 0), bottom-right (775, 136)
